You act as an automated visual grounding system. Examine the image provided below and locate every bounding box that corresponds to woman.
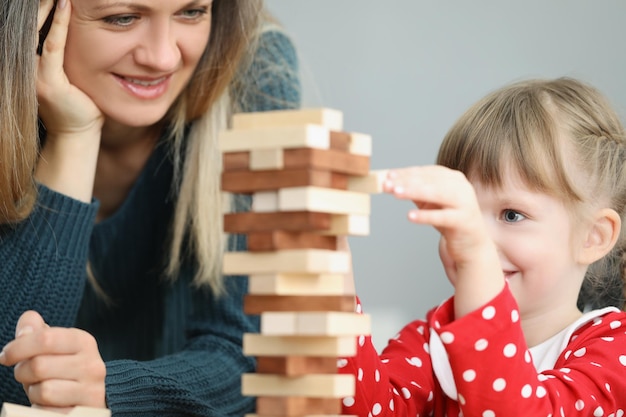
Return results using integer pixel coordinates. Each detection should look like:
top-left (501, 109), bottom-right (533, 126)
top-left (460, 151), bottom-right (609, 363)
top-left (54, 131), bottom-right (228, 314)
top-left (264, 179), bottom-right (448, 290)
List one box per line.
top-left (0, 0), bottom-right (300, 416)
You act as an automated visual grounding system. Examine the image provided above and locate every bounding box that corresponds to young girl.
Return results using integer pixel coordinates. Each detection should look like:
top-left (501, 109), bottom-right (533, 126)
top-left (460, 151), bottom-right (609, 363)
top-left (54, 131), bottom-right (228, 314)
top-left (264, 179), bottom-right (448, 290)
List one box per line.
top-left (0, 0), bottom-right (299, 415)
top-left (341, 78), bottom-right (626, 416)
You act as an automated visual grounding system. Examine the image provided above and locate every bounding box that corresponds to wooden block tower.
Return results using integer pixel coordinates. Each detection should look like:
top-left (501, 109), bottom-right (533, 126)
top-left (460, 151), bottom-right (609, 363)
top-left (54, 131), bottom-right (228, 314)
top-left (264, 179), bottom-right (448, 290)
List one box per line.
top-left (220, 108), bottom-right (381, 417)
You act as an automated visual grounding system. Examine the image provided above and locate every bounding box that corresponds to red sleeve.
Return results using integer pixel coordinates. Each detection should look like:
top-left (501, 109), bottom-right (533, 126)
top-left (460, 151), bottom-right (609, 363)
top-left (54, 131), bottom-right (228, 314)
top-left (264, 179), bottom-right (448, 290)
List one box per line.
top-left (341, 288), bottom-right (626, 416)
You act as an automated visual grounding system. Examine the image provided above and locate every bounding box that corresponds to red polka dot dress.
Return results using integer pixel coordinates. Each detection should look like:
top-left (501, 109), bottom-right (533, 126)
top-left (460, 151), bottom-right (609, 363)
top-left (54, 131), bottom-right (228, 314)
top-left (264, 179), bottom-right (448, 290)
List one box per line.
top-left (340, 285), bottom-right (626, 417)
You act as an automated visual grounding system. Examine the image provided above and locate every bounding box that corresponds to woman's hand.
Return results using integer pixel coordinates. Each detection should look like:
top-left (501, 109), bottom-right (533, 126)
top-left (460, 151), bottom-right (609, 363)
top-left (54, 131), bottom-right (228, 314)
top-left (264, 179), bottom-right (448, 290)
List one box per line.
top-left (383, 166), bottom-right (504, 317)
top-left (35, 0), bottom-right (104, 202)
top-left (0, 311), bottom-right (107, 410)
top-left (37, 0), bottom-right (103, 136)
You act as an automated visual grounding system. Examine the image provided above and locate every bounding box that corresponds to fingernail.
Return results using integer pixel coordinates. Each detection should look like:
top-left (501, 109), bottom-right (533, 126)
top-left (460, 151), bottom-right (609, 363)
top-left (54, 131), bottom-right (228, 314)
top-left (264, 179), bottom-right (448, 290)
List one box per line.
top-left (58, 0), bottom-right (67, 9)
top-left (0, 349), bottom-right (5, 364)
top-left (16, 326), bottom-right (33, 338)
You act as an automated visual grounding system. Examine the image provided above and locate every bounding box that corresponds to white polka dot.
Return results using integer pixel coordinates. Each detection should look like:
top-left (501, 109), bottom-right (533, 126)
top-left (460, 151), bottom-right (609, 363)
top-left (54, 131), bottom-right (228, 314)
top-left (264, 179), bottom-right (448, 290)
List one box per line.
top-left (434, 320), bottom-right (441, 329)
top-left (619, 355), bottom-right (626, 366)
top-left (536, 386), bottom-right (547, 398)
top-left (416, 325), bottom-right (425, 334)
top-left (563, 375), bottom-right (573, 382)
top-left (503, 343), bottom-right (516, 358)
top-left (573, 347), bottom-right (587, 357)
top-left (602, 337), bottom-right (614, 342)
top-left (401, 387), bottom-right (411, 399)
top-left (371, 403), bottom-right (382, 416)
top-left (511, 309), bottom-right (519, 322)
top-left (463, 369), bottom-right (476, 382)
top-left (375, 369), bottom-right (380, 382)
top-left (440, 331), bottom-right (455, 344)
top-left (389, 399), bottom-right (394, 411)
top-left (475, 338), bottom-right (488, 351)
top-left (525, 350), bottom-right (532, 363)
top-left (423, 342), bottom-right (430, 354)
top-left (357, 368), bottom-right (363, 381)
top-left (521, 384), bottom-right (532, 398)
top-left (381, 358), bottom-right (390, 364)
top-left (594, 406), bottom-right (604, 417)
top-left (427, 391), bottom-right (433, 401)
top-left (616, 410), bottom-right (624, 417)
top-left (458, 393), bottom-right (465, 405)
top-left (591, 362), bottom-right (602, 367)
top-left (343, 396), bottom-right (355, 407)
top-left (610, 320), bottom-right (621, 329)
top-left (483, 410), bottom-right (495, 417)
top-left (337, 359), bottom-right (348, 368)
top-left (482, 306), bottom-right (496, 320)
top-left (564, 350), bottom-right (572, 360)
top-left (593, 318), bottom-right (603, 326)
top-left (392, 387), bottom-right (399, 395)
top-left (406, 356), bottom-right (422, 367)
top-left (493, 378), bottom-right (506, 391)
top-left (560, 368), bottom-right (571, 373)
top-left (575, 400), bottom-right (585, 411)
top-left (359, 335), bottom-right (365, 346)
top-left (606, 383), bottom-right (611, 392)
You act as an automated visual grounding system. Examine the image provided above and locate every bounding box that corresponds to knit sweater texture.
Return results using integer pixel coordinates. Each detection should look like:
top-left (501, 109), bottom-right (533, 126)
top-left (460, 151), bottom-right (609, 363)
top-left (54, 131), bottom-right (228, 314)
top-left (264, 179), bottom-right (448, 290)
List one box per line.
top-left (0, 29), bottom-right (300, 417)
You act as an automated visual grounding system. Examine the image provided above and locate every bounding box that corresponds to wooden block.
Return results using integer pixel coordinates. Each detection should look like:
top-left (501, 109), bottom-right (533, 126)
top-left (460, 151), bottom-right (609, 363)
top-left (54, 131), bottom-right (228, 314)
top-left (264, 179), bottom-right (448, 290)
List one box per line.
top-left (221, 169), bottom-right (348, 193)
top-left (283, 148), bottom-right (370, 176)
top-left (250, 148), bottom-right (284, 170)
top-left (222, 151), bottom-right (249, 171)
top-left (244, 295), bottom-right (355, 314)
top-left (222, 249), bottom-right (350, 275)
top-left (243, 334), bottom-right (356, 357)
top-left (232, 108), bottom-right (343, 131)
top-left (256, 397), bottom-right (342, 416)
top-left (347, 169), bottom-right (389, 194)
top-left (252, 191), bottom-right (278, 212)
top-left (321, 214), bottom-right (370, 236)
top-left (247, 231), bottom-right (338, 251)
top-left (219, 125), bottom-right (330, 152)
top-left (241, 374), bottom-right (355, 398)
top-left (223, 211), bottom-right (332, 233)
top-left (256, 356), bottom-right (338, 376)
top-left (277, 187), bottom-right (370, 215)
top-left (347, 132), bottom-right (372, 156)
top-left (248, 273), bottom-right (347, 296)
top-left (1, 404), bottom-right (110, 417)
top-left (261, 312), bottom-right (370, 336)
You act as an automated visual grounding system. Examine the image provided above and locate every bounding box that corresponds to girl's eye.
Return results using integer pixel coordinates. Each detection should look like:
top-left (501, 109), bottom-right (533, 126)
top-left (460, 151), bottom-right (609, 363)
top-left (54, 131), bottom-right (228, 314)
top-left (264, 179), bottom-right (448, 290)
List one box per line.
top-left (502, 209), bottom-right (525, 223)
top-left (103, 15), bottom-right (137, 27)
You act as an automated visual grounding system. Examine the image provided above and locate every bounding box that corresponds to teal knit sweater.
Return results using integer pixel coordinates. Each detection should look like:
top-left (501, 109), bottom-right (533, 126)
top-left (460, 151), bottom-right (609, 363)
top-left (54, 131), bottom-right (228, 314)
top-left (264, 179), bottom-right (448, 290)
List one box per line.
top-left (0, 29), bottom-right (300, 417)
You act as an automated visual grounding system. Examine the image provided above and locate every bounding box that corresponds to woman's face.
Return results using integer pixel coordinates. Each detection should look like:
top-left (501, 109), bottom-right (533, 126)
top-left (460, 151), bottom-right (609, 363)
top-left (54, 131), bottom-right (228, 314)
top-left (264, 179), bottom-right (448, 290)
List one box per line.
top-left (64, 0), bottom-right (213, 128)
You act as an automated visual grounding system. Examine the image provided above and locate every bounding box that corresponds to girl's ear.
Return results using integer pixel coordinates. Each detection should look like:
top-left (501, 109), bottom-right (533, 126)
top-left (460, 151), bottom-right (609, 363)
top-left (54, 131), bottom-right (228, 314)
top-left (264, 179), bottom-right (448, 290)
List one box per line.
top-left (578, 208), bottom-right (621, 265)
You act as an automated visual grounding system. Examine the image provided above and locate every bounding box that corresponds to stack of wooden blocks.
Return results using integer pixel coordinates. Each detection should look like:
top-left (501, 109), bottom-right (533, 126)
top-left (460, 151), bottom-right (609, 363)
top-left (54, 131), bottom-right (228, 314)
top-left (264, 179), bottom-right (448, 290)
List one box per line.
top-left (220, 108), bottom-right (381, 417)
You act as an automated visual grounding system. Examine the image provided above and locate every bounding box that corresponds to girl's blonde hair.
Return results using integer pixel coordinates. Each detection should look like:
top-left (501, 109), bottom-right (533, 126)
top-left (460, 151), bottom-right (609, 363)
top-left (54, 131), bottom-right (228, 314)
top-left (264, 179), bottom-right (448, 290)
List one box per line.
top-left (163, 0), bottom-right (263, 295)
top-left (437, 77), bottom-right (626, 310)
top-left (0, 0), bottom-right (39, 224)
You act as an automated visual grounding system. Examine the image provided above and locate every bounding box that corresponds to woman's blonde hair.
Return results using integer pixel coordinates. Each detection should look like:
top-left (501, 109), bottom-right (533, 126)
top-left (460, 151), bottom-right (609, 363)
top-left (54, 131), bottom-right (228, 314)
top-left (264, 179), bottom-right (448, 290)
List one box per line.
top-left (437, 77), bottom-right (626, 310)
top-left (163, 0), bottom-right (263, 295)
top-left (0, 0), bottom-right (39, 224)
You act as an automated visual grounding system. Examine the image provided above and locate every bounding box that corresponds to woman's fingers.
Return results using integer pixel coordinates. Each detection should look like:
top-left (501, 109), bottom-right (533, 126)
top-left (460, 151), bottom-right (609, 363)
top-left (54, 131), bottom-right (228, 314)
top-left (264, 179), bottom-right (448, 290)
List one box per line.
top-left (38, 0), bottom-right (71, 96)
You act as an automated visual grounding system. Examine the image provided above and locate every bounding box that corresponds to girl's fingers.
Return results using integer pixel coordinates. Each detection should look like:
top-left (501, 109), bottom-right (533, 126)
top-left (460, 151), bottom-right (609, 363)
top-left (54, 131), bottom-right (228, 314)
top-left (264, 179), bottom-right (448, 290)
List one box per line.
top-left (15, 311), bottom-right (47, 339)
top-left (27, 379), bottom-right (88, 408)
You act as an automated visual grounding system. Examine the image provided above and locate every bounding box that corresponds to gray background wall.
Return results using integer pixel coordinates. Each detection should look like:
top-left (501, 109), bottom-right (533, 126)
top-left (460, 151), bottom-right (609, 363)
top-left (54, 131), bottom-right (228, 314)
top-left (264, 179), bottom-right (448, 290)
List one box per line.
top-left (264, 0), bottom-right (626, 350)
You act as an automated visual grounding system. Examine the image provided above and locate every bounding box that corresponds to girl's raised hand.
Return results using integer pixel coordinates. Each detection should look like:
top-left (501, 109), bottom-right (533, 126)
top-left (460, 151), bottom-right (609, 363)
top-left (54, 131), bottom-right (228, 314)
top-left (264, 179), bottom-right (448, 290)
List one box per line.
top-left (383, 166), bottom-right (504, 317)
top-left (0, 311), bottom-right (107, 410)
top-left (37, 0), bottom-right (103, 136)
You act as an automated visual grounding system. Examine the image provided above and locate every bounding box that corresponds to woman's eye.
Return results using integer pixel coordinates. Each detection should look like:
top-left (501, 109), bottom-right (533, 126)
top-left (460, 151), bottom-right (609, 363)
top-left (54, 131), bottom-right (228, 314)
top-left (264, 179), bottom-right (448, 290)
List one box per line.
top-left (502, 209), bottom-right (525, 223)
top-left (180, 8), bottom-right (208, 20)
top-left (103, 15), bottom-right (137, 27)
